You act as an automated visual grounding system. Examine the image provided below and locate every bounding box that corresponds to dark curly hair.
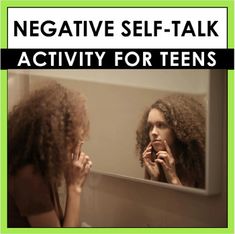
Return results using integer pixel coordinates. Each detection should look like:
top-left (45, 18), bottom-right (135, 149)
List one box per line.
top-left (136, 94), bottom-right (205, 188)
top-left (8, 82), bottom-right (89, 185)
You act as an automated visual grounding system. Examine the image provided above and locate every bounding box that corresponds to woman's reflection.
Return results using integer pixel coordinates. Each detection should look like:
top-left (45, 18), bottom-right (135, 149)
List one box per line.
top-left (136, 94), bottom-right (205, 188)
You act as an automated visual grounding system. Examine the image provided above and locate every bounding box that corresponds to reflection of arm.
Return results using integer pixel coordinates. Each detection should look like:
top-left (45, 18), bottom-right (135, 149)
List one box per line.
top-left (155, 140), bottom-right (182, 186)
top-left (144, 165), bottom-right (160, 181)
top-left (143, 143), bottom-right (160, 181)
top-left (144, 168), bottom-right (150, 180)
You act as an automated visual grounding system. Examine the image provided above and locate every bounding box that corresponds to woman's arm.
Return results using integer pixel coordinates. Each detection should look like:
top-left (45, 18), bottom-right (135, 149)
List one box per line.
top-left (27, 188), bottom-right (82, 227)
top-left (27, 152), bottom-right (91, 227)
top-left (143, 142), bottom-right (160, 181)
top-left (27, 210), bottom-right (61, 227)
top-left (63, 151), bottom-right (92, 227)
top-left (27, 191), bottom-right (82, 227)
top-left (62, 186), bottom-right (82, 227)
top-left (155, 140), bottom-right (182, 185)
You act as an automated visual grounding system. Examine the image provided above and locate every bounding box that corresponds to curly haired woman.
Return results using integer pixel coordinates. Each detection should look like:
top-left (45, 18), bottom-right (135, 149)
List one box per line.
top-left (8, 82), bottom-right (92, 227)
top-left (136, 94), bottom-right (205, 188)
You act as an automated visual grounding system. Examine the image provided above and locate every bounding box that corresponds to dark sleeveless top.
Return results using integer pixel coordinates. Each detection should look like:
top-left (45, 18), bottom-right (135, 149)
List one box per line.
top-left (8, 165), bottom-right (63, 227)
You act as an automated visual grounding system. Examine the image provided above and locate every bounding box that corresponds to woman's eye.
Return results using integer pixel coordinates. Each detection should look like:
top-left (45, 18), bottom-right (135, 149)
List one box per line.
top-left (147, 122), bottom-right (168, 130)
top-left (157, 122), bottom-right (167, 128)
top-left (146, 123), bottom-right (153, 130)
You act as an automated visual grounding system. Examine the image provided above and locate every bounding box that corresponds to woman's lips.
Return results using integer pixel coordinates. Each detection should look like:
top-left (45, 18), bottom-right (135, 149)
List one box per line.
top-left (152, 140), bottom-right (163, 147)
top-left (152, 140), bottom-right (162, 144)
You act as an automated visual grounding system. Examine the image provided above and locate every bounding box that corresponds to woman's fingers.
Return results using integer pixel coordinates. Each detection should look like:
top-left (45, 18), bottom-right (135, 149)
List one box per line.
top-left (84, 160), bottom-right (92, 174)
top-left (73, 153), bottom-right (91, 171)
top-left (156, 150), bottom-right (175, 166)
top-left (156, 151), bottom-right (168, 157)
top-left (163, 140), bottom-right (173, 159)
top-left (143, 150), bottom-right (151, 159)
top-left (143, 142), bottom-right (152, 154)
top-left (155, 158), bottom-right (168, 169)
top-left (76, 141), bottom-right (84, 154)
top-left (143, 153), bottom-right (153, 163)
top-left (143, 143), bottom-right (153, 160)
top-left (143, 148), bottom-right (152, 157)
top-left (156, 151), bottom-right (168, 164)
top-left (71, 141), bottom-right (85, 161)
top-left (143, 156), bottom-right (155, 169)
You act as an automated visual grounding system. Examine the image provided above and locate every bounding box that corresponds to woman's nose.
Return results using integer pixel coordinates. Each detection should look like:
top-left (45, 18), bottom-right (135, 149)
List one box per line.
top-left (151, 125), bottom-right (159, 136)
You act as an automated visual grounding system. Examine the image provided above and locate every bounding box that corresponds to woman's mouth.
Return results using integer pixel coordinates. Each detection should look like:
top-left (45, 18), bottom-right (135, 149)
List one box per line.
top-left (151, 140), bottom-right (165, 151)
top-left (152, 139), bottom-right (162, 144)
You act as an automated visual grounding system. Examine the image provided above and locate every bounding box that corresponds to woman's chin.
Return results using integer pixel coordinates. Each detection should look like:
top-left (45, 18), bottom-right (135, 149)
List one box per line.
top-left (153, 145), bottom-right (165, 152)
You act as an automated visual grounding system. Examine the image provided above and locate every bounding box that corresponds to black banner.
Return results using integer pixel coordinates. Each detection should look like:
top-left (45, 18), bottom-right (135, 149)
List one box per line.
top-left (1, 49), bottom-right (234, 69)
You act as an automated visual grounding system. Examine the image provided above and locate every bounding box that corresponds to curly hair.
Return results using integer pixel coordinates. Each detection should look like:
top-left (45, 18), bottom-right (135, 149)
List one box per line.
top-left (8, 82), bottom-right (89, 185)
top-left (136, 94), bottom-right (205, 188)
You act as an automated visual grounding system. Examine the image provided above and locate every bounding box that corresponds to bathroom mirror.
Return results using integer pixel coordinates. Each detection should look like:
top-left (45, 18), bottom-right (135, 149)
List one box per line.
top-left (8, 69), bottom-right (226, 195)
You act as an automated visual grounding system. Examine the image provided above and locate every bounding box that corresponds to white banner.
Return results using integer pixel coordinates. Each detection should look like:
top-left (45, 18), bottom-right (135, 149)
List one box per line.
top-left (8, 8), bottom-right (227, 49)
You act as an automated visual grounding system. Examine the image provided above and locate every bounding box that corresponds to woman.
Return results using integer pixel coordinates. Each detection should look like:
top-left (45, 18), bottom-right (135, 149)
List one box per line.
top-left (8, 82), bottom-right (92, 227)
top-left (136, 94), bottom-right (205, 188)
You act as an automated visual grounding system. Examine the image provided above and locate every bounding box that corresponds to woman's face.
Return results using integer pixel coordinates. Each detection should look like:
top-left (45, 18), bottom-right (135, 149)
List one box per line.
top-left (147, 108), bottom-right (176, 152)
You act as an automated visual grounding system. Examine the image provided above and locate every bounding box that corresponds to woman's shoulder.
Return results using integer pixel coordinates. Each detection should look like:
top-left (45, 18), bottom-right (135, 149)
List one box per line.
top-left (9, 165), bottom-right (55, 217)
top-left (10, 164), bottom-right (52, 198)
top-left (14, 164), bottom-right (41, 179)
top-left (12, 164), bottom-right (48, 189)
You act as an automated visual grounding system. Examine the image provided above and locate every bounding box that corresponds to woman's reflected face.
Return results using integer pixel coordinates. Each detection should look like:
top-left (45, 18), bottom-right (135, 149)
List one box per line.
top-left (147, 108), bottom-right (175, 152)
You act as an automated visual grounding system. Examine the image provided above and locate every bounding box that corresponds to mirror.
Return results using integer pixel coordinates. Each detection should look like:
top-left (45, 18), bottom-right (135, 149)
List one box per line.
top-left (8, 69), bottom-right (226, 194)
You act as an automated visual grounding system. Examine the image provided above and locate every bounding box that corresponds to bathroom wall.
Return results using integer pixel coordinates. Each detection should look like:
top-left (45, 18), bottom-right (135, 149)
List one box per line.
top-left (8, 72), bottom-right (29, 112)
top-left (80, 168), bottom-right (227, 227)
top-left (26, 69), bottom-right (209, 92)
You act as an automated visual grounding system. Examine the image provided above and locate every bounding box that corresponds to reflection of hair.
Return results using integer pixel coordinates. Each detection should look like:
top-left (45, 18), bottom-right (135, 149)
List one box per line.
top-left (136, 94), bottom-right (205, 188)
top-left (8, 83), bottom-right (89, 185)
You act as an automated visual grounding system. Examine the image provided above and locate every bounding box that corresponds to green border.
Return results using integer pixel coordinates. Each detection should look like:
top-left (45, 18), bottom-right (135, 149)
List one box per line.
top-left (0, 1), bottom-right (234, 234)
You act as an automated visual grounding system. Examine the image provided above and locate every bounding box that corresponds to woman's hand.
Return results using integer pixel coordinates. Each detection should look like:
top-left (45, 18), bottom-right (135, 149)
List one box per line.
top-left (65, 144), bottom-right (92, 194)
top-left (63, 144), bottom-right (92, 227)
top-left (142, 142), bottom-right (160, 180)
top-left (155, 140), bottom-right (182, 185)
